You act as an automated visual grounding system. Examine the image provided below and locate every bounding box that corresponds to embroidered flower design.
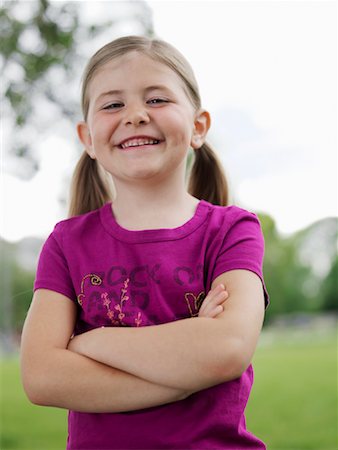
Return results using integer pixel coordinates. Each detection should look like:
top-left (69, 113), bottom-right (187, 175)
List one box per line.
top-left (102, 278), bottom-right (138, 326)
top-left (135, 312), bottom-right (142, 327)
top-left (107, 310), bottom-right (114, 320)
top-left (102, 292), bottom-right (111, 308)
top-left (77, 274), bottom-right (145, 327)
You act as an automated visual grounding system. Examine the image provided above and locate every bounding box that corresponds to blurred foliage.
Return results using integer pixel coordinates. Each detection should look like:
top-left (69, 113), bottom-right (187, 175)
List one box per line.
top-left (1, 0), bottom-right (153, 176)
top-left (4, 264), bottom-right (35, 332)
top-left (0, 240), bottom-right (35, 333)
top-left (258, 214), bottom-right (337, 323)
top-left (2, 0), bottom-right (78, 125)
top-left (321, 256), bottom-right (338, 311)
top-left (260, 214), bottom-right (311, 318)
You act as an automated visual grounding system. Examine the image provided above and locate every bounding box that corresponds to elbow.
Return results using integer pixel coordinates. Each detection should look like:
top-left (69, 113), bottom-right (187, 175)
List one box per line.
top-left (21, 361), bottom-right (52, 406)
top-left (217, 338), bottom-right (253, 382)
top-left (24, 390), bottom-right (45, 407)
top-left (232, 355), bottom-right (252, 379)
top-left (21, 372), bottom-right (48, 406)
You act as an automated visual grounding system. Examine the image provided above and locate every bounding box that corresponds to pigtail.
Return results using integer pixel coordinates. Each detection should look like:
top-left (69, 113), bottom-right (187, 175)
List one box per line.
top-left (188, 142), bottom-right (229, 206)
top-left (68, 152), bottom-right (114, 217)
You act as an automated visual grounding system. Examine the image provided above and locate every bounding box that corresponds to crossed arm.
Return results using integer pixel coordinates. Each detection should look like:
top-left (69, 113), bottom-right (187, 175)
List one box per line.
top-left (20, 269), bottom-right (264, 413)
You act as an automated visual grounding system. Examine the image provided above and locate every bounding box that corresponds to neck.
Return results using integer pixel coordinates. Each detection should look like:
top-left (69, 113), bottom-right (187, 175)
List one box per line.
top-left (112, 176), bottom-right (199, 231)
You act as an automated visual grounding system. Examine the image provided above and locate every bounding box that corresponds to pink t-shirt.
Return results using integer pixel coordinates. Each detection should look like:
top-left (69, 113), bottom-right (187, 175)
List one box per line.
top-left (34, 200), bottom-right (268, 449)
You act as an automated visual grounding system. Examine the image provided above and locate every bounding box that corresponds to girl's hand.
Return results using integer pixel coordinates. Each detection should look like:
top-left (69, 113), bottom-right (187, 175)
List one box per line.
top-left (198, 284), bottom-right (228, 319)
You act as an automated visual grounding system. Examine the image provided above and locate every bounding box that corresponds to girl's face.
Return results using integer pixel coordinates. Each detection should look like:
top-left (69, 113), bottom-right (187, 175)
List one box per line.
top-left (77, 51), bottom-right (210, 186)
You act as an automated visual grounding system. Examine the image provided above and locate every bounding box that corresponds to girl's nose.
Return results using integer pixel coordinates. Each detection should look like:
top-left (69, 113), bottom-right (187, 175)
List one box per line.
top-left (124, 104), bottom-right (150, 126)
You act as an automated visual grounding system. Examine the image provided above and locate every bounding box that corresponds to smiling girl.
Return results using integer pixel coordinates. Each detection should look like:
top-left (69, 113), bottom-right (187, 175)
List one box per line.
top-left (21, 36), bottom-right (268, 449)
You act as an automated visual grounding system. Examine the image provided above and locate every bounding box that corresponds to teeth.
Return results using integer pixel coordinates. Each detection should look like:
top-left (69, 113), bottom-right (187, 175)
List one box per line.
top-left (120, 139), bottom-right (159, 149)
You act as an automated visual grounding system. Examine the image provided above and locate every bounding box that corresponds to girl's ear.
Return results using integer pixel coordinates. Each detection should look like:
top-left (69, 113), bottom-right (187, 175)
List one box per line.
top-left (191, 110), bottom-right (211, 149)
top-left (77, 121), bottom-right (96, 159)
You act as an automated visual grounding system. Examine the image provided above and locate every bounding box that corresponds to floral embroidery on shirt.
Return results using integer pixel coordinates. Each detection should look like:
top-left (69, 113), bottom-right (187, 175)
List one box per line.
top-left (185, 291), bottom-right (205, 317)
top-left (77, 274), bottom-right (102, 306)
top-left (100, 279), bottom-right (144, 327)
top-left (135, 311), bottom-right (142, 327)
top-left (101, 278), bottom-right (127, 326)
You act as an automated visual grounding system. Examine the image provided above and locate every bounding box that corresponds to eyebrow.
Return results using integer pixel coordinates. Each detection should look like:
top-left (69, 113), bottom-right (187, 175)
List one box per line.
top-left (95, 85), bottom-right (173, 103)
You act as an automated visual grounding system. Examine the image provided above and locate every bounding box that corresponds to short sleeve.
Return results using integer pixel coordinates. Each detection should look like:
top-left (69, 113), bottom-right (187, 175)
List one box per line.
top-left (213, 210), bottom-right (269, 306)
top-left (34, 224), bottom-right (76, 301)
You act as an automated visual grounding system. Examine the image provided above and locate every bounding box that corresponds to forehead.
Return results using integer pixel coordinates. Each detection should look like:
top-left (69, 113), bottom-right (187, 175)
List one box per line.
top-left (88, 51), bottom-right (187, 97)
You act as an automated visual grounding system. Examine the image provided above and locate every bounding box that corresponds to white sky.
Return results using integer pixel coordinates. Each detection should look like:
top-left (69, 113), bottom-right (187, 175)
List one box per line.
top-left (1, 0), bottom-right (337, 242)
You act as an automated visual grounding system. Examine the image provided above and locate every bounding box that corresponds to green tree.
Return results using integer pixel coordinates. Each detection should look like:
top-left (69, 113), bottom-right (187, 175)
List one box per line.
top-left (8, 264), bottom-right (35, 333)
top-left (321, 256), bottom-right (338, 311)
top-left (258, 213), bottom-right (319, 323)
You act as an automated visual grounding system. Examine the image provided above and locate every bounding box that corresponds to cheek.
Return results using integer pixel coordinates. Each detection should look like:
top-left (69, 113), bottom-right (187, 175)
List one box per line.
top-left (165, 115), bottom-right (194, 145)
top-left (170, 132), bottom-right (191, 150)
top-left (91, 116), bottom-right (117, 142)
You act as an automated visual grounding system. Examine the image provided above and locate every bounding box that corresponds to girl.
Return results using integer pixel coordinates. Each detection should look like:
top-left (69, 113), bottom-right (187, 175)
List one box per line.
top-left (20, 35), bottom-right (268, 449)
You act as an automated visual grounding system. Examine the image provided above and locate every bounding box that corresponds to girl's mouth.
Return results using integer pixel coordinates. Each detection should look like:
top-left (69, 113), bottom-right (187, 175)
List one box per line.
top-left (118, 137), bottom-right (162, 150)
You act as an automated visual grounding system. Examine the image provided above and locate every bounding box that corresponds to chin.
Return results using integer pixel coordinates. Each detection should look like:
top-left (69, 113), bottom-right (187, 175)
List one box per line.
top-left (131, 170), bottom-right (162, 181)
top-left (113, 167), bottom-right (160, 182)
top-left (125, 164), bottom-right (165, 180)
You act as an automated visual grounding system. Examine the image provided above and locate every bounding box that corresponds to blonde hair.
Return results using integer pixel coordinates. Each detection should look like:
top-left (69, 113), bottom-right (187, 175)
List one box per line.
top-left (68, 35), bottom-right (228, 217)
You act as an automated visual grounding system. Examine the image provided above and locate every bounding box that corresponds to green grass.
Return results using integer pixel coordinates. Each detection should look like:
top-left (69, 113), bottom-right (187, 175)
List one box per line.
top-left (1, 331), bottom-right (337, 450)
top-left (0, 359), bottom-right (67, 449)
top-left (246, 330), bottom-right (337, 450)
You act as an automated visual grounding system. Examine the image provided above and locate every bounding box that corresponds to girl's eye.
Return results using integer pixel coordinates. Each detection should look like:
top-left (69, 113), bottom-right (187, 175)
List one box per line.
top-left (102, 102), bottom-right (124, 110)
top-left (147, 98), bottom-right (168, 105)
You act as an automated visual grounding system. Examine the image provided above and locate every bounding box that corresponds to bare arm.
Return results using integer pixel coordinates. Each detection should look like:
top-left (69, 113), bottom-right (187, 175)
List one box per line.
top-left (68, 270), bottom-right (265, 391)
top-left (20, 289), bottom-right (190, 413)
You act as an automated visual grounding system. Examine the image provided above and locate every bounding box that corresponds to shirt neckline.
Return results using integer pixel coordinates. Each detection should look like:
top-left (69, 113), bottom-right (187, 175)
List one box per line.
top-left (100, 200), bottom-right (211, 243)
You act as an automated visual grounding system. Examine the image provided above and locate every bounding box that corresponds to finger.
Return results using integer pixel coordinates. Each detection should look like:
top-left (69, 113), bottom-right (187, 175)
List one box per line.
top-left (198, 292), bottom-right (214, 315)
top-left (203, 291), bottom-right (228, 315)
top-left (199, 287), bottom-right (227, 314)
top-left (212, 304), bottom-right (224, 317)
top-left (199, 289), bottom-right (228, 316)
top-left (214, 284), bottom-right (226, 294)
top-left (203, 304), bottom-right (224, 319)
top-left (198, 283), bottom-right (228, 315)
